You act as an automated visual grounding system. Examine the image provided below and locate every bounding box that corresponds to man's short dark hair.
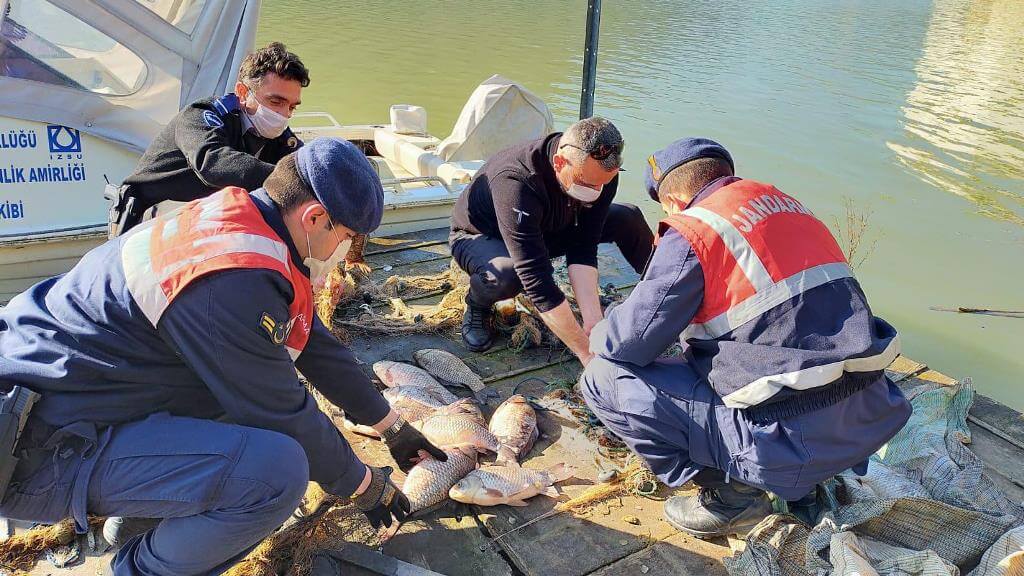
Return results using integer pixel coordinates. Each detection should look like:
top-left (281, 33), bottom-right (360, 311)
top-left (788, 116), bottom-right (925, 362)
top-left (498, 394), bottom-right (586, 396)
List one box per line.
top-left (658, 157), bottom-right (734, 202)
top-left (239, 42), bottom-right (310, 88)
top-left (264, 154), bottom-right (315, 213)
top-left (560, 117), bottom-right (624, 171)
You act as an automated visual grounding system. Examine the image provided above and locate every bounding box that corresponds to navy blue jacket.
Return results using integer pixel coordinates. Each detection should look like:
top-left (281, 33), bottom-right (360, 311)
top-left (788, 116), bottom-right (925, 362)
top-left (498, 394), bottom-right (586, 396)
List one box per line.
top-left (592, 177), bottom-right (904, 421)
top-left (0, 189), bottom-right (387, 497)
top-left (123, 94), bottom-right (302, 215)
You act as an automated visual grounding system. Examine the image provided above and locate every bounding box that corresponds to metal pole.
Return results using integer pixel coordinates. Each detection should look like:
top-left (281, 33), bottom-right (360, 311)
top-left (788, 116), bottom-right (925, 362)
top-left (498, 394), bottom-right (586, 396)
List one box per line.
top-left (579, 0), bottom-right (602, 119)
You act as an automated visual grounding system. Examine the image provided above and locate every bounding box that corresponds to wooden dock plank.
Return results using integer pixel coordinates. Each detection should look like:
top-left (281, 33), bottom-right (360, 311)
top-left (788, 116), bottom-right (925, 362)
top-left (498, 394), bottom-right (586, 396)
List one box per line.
top-left (588, 532), bottom-right (730, 576)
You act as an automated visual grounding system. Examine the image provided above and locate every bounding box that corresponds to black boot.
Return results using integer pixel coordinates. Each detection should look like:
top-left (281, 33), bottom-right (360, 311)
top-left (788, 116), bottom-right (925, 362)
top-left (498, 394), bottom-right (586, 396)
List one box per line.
top-left (461, 296), bottom-right (495, 352)
top-left (664, 481), bottom-right (773, 539)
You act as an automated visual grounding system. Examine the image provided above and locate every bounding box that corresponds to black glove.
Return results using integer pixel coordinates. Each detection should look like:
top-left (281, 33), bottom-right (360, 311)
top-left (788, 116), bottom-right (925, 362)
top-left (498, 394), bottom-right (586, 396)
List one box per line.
top-left (381, 417), bottom-right (447, 472)
top-left (352, 466), bottom-right (411, 530)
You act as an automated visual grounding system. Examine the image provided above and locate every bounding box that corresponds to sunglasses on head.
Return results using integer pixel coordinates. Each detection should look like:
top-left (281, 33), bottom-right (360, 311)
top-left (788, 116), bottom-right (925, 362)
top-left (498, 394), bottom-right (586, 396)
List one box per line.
top-left (559, 141), bottom-right (625, 161)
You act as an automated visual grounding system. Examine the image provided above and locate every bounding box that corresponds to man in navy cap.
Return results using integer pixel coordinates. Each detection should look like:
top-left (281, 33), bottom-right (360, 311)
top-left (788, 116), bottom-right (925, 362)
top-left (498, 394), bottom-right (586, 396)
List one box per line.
top-left (580, 138), bottom-right (911, 538)
top-left (0, 138), bottom-right (446, 575)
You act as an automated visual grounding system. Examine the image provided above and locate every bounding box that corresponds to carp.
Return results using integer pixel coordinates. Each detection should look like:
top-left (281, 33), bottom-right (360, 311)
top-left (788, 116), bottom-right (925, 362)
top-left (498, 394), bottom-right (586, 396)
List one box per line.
top-left (412, 348), bottom-right (499, 403)
top-left (488, 394), bottom-right (539, 461)
top-left (449, 461), bottom-right (574, 507)
top-left (412, 412), bottom-right (501, 454)
top-left (372, 361), bottom-right (459, 404)
top-left (402, 448), bottom-right (478, 513)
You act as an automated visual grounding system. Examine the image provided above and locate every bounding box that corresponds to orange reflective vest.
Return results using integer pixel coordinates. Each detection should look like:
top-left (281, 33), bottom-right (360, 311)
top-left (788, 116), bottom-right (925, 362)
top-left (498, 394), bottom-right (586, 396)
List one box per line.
top-left (120, 187), bottom-right (313, 359)
top-left (660, 179), bottom-right (899, 409)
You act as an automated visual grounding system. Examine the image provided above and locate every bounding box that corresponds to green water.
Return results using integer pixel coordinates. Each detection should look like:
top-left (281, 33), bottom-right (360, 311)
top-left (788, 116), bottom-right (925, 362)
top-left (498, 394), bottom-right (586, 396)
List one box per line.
top-left (258, 0), bottom-right (1024, 410)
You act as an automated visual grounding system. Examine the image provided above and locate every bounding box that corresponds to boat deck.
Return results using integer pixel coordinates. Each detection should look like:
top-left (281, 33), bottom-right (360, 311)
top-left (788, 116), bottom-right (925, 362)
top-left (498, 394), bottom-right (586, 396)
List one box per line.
top-left (15, 226), bottom-right (1024, 576)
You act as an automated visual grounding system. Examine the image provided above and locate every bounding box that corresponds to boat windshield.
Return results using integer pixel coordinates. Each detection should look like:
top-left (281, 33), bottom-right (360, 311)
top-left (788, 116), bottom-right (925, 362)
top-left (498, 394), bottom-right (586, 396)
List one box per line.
top-left (130, 0), bottom-right (208, 35)
top-left (0, 0), bottom-right (147, 95)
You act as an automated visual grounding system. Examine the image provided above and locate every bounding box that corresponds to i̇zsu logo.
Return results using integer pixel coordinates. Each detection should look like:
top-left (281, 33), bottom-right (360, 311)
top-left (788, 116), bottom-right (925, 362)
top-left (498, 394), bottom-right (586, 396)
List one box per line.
top-left (46, 125), bottom-right (83, 159)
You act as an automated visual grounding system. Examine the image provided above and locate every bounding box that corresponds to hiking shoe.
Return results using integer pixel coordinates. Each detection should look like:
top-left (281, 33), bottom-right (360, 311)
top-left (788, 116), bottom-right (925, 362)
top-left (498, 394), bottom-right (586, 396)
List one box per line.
top-left (664, 482), bottom-right (772, 539)
top-left (461, 297), bottom-right (495, 352)
top-left (102, 517), bottom-right (161, 548)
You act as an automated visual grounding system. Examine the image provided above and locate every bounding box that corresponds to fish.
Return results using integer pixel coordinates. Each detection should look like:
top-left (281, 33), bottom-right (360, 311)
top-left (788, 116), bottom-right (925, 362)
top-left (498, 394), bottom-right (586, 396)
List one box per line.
top-left (436, 397), bottom-right (485, 424)
top-left (382, 385), bottom-right (451, 423)
top-left (449, 461), bottom-right (575, 507)
top-left (402, 448), bottom-right (478, 513)
top-left (341, 398), bottom-right (482, 439)
top-left (372, 361), bottom-right (459, 404)
top-left (411, 412), bottom-right (501, 454)
top-left (489, 394), bottom-right (539, 461)
top-left (412, 349), bottom-right (499, 403)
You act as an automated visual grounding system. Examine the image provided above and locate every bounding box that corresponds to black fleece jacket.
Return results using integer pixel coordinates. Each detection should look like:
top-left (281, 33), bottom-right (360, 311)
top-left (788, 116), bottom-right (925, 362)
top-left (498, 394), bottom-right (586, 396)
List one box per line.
top-left (450, 133), bottom-right (618, 312)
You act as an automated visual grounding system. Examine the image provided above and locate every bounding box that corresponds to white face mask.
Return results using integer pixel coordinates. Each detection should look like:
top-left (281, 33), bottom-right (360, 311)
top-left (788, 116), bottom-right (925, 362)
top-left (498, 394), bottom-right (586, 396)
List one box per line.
top-left (245, 93), bottom-right (290, 139)
top-left (566, 182), bottom-right (602, 203)
top-left (305, 222), bottom-right (351, 290)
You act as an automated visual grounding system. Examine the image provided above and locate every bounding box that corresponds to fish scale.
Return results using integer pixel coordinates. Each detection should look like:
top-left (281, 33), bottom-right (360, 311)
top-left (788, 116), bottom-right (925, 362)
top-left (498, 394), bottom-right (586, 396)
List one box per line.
top-left (488, 394), bottom-right (539, 461)
top-left (449, 462), bottom-right (570, 507)
top-left (413, 412), bottom-right (500, 453)
top-left (412, 349), bottom-right (486, 392)
top-left (403, 448), bottom-right (478, 512)
top-left (373, 361), bottom-right (459, 404)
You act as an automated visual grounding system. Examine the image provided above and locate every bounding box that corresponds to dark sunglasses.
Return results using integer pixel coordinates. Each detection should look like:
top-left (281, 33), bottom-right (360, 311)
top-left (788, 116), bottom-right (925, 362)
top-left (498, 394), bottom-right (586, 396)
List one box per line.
top-left (559, 141), bottom-right (625, 162)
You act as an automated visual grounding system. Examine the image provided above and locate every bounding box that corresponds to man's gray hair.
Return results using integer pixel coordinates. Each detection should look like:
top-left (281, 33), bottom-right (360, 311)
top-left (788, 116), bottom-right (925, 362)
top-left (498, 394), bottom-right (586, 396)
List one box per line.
top-left (560, 117), bottom-right (624, 171)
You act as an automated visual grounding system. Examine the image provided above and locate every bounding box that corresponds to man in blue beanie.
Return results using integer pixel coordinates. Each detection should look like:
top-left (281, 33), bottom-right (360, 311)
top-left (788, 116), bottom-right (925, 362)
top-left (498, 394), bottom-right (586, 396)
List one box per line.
top-left (0, 138), bottom-right (446, 575)
top-left (580, 138), bottom-right (910, 539)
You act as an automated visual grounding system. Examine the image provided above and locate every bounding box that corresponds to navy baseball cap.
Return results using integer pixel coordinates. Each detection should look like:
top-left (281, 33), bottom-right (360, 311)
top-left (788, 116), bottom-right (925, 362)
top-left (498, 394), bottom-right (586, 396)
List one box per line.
top-left (644, 138), bottom-right (734, 201)
top-left (294, 137), bottom-right (385, 234)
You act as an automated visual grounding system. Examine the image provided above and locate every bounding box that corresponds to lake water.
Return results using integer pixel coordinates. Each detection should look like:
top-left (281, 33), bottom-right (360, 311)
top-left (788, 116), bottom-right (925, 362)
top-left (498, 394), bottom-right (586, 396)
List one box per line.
top-left (258, 0), bottom-right (1023, 410)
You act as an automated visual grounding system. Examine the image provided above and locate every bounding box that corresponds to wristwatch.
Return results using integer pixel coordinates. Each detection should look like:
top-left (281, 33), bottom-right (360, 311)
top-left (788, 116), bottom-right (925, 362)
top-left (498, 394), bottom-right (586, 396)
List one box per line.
top-left (381, 416), bottom-right (407, 442)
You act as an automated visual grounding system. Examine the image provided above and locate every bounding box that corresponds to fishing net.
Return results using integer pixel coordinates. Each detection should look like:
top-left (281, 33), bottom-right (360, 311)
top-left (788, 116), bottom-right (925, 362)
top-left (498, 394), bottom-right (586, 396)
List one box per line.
top-left (725, 379), bottom-right (1024, 576)
top-left (225, 492), bottom-right (377, 576)
top-left (0, 516), bottom-right (105, 575)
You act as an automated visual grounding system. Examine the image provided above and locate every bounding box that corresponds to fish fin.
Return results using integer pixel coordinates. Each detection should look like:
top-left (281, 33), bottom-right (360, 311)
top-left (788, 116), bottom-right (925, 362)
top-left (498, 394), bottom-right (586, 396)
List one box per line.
top-left (504, 499), bottom-right (529, 507)
top-left (484, 488), bottom-right (505, 498)
top-left (495, 445), bottom-right (519, 464)
top-left (542, 486), bottom-right (559, 498)
top-left (547, 463), bottom-right (576, 483)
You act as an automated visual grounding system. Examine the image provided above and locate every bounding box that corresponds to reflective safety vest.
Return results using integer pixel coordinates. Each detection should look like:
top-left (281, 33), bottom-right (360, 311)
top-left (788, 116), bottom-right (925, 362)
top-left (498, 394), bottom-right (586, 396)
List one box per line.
top-left (660, 179), bottom-right (900, 410)
top-left (120, 187), bottom-right (313, 359)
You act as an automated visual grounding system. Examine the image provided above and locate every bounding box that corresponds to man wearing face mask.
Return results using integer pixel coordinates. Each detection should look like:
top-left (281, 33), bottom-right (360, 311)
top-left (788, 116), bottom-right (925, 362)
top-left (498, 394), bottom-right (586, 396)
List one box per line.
top-left (0, 138), bottom-right (446, 575)
top-left (112, 42), bottom-right (307, 235)
top-left (449, 116), bottom-right (654, 360)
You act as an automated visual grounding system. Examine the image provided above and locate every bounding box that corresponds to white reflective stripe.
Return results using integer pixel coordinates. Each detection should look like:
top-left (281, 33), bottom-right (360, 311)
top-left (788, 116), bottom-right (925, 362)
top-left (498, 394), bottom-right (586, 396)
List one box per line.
top-left (124, 232), bottom-right (290, 326)
top-left (683, 262), bottom-right (854, 340)
top-left (121, 230), bottom-right (169, 327)
top-left (684, 206), bottom-right (774, 291)
top-left (721, 335), bottom-right (902, 409)
top-left (198, 193), bottom-right (226, 222)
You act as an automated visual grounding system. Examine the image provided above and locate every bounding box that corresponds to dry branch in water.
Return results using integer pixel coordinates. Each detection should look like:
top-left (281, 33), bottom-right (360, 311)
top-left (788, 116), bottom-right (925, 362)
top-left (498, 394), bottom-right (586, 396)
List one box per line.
top-left (830, 196), bottom-right (881, 269)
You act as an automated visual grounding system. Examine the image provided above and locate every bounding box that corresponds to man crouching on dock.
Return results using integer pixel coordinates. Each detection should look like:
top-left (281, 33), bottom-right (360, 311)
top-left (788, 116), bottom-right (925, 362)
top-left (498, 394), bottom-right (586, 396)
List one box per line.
top-left (0, 138), bottom-right (444, 575)
top-left (580, 138), bottom-right (912, 539)
top-left (450, 116), bottom-right (654, 360)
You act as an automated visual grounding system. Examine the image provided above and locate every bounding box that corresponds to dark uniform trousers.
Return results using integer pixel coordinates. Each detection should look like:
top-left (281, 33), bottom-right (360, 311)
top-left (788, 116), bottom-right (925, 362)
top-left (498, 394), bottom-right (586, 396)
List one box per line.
top-left (0, 413), bottom-right (309, 575)
top-left (450, 203), bottom-right (653, 307)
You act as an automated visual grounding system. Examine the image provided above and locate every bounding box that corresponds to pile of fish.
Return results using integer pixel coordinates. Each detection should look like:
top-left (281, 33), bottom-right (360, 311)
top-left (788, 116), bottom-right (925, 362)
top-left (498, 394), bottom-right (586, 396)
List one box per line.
top-left (344, 349), bottom-right (572, 513)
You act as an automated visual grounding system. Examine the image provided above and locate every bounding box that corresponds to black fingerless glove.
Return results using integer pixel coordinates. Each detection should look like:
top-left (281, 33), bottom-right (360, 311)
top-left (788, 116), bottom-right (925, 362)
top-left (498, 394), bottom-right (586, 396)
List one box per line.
top-left (351, 466), bottom-right (411, 530)
top-left (381, 417), bottom-right (447, 473)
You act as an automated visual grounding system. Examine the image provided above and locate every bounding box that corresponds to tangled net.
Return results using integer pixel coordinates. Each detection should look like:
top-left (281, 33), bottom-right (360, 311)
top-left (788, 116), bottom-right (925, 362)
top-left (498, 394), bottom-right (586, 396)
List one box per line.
top-left (225, 489), bottom-right (373, 576)
top-left (0, 516), bottom-right (105, 575)
top-left (554, 456), bottom-right (661, 517)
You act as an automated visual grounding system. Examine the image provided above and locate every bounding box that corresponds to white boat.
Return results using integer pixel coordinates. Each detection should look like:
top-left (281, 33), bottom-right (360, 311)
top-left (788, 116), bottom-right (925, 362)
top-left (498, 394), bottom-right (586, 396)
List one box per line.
top-left (0, 0), bottom-right (553, 303)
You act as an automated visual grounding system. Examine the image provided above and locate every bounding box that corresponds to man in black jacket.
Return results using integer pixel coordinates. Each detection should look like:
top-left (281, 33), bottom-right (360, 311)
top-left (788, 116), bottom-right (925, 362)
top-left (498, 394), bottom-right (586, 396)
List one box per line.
top-left (450, 117), bottom-right (654, 360)
top-left (112, 42), bottom-right (307, 234)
